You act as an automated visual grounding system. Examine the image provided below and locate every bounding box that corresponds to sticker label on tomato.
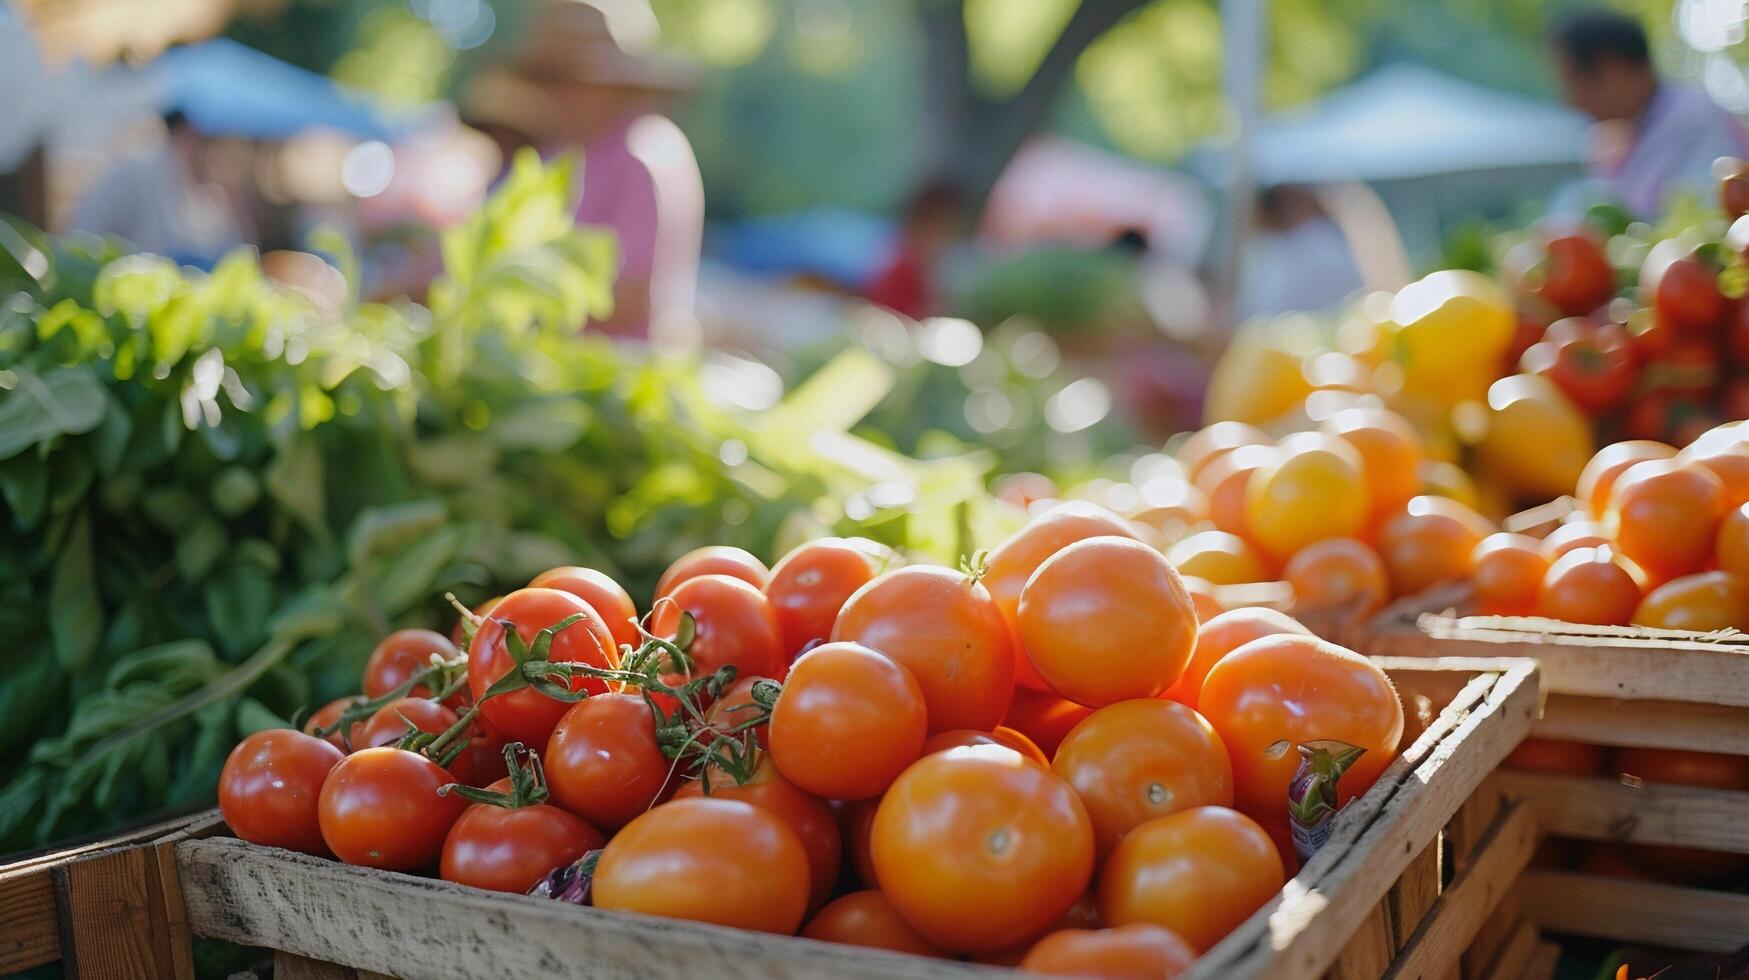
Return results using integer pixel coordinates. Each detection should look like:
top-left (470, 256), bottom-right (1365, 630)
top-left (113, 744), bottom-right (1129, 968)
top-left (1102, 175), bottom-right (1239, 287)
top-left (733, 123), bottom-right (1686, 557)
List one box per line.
top-left (1285, 740), bottom-right (1367, 863)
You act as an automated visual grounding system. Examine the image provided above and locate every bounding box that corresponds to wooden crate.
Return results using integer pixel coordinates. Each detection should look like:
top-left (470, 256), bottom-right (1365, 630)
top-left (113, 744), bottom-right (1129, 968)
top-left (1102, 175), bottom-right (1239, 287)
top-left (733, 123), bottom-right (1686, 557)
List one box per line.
top-left (1368, 615), bottom-right (1749, 966)
top-left (97, 658), bottom-right (1528, 980)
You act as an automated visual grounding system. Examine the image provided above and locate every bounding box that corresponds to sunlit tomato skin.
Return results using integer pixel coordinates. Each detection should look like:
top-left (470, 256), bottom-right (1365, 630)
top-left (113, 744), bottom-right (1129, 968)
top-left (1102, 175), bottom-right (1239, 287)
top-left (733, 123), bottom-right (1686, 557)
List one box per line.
top-left (1003, 686), bottom-right (1096, 759)
top-left (764, 537), bottom-right (888, 661)
top-left (355, 697), bottom-right (475, 784)
top-left (468, 588), bottom-right (617, 747)
top-left (1017, 537), bottom-right (1197, 707)
top-left (440, 801), bottom-right (604, 894)
top-left (1471, 533), bottom-right (1551, 617)
top-left (1613, 747), bottom-right (1749, 790)
top-left (1378, 496), bottom-right (1492, 597)
top-left (304, 696), bottom-right (363, 750)
top-left (1197, 444), bottom-right (1279, 541)
top-left (654, 545), bottom-right (770, 599)
top-left (649, 573), bottom-right (785, 683)
top-left (1161, 607), bottom-right (1311, 709)
top-left (1177, 421), bottom-right (1270, 485)
top-left (1605, 460), bottom-right (1729, 584)
top-left (1181, 576), bottom-right (1226, 623)
top-left (1540, 520), bottom-right (1611, 560)
top-left (1531, 231), bottom-right (1616, 316)
top-left (1198, 635), bottom-right (1404, 819)
top-left (768, 641), bottom-right (927, 800)
top-left (1646, 246), bottom-right (1728, 335)
top-left (802, 890), bottom-right (948, 957)
top-left (528, 565), bottom-right (641, 651)
top-left (1244, 433), bottom-right (1370, 562)
top-left (1678, 422), bottom-right (1749, 507)
top-left (1538, 546), bottom-right (1645, 626)
top-left (544, 692), bottom-right (674, 831)
top-left (984, 502), bottom-right (1141, 691)
top-left (219, 730), bottom-right (344, 856)
top-left (1577, 441), bottom-right (1678, 518)
top-left (593, 797), bottom-right (810, 934)
top-left (1526, 325), bottom-right (1638, 413)
top-left (1052, 699), bottom-right (1233, 860)
top-left (1099, 806), bottom-right (1285, 952)
top-left (318, 747), bottom-right (468, 870)
top-left (1165, 530), bottom-right (1270, 586)
top-left (1632, 571), bottom-right (1749, 631)
top-left (1283, 537), bottom-right (1390, 619)
top-left (363, 629), bottom-right (460, 703)
top-left (1323, 406), bottom-right (1424, 519)
top-left (1019, 924), bottom-right (1199, 979)
top-left (1503, 738), bottom-right (1605, 776)
top-left (675, 757), bottom-right (842, 912)
top-left (833, 565), bottom-right (1015, 732)
top-left (922, 727), bottom-right (1049, 766)
top-left (873, 746), bottom-right (1096, 953)
top-left (1720, 503), bottom-right (1749, 578)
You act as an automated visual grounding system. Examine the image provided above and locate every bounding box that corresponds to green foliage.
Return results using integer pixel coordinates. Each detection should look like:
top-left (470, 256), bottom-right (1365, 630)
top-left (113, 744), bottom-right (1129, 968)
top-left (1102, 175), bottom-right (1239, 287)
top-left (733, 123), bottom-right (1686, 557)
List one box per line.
top-left (0, 152), bottom-right (1012, 852)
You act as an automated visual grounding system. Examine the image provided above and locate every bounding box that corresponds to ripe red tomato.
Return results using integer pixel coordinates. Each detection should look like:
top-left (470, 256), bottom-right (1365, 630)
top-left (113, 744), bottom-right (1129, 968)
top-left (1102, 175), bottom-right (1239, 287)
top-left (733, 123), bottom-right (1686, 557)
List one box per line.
top-left (1019, 924), bottom-right (1199, 979)
top-left (1503, 738), bottom-right (1605, 776)
top-left (1002, 686), bottom-right (1095, 759)
top-left (593, 797), bottom-right (811, 934)
top-left (362, 629), bottom-right (460, 702)
top-left (1538, 546), bottom-right (1645, 625)
top-left (355, 697), bottom-right (475, 783)
top-left (543, 692), bottom-right (674, 831)
top-left (764, 537), bottom-right (889, 661)
top-left (833, 565), bottom-right (1015, 732)
top-left (1623, 390), bottom-right (1718, 444)
top-left (1017, 536), bottom-right (1197, 707)
top-left (1051, 699), bottom-right (1233, 860)
top-left (1098, 806), bottom-right (1285, 952)
top-left (1613, 747), bottom-right (1749, 790)
top-left (1722, 378), bottom-right (1749, 423)
top-left (1524, 324), bottom-right (1636, 413)
top-left (527, 565), bottom-right (641, 651)
top-left (1198, 634), bottom-right (1404, 821)
top-left (440, 798), bottom-right (604, 894)
top-left (769, 641), bottom-right (926, 800)
top-left (649, 573), bottom-right (785, 683)
top-left (303, 696), bottom-right (363, 750)
top-left (872, 745), bottom-right (1095, 953)
top-left (468, 588), bottom-right (617, 747)
top-left (675, 757), bottom-right (842, 912)
top-left (654, 545), bottom-right (770, 598)
top-left (922, 726), bottom-right (1049, 767)
top-left (219, 730), bottom-right (344, 856)
top-left (1605, 459), bottom-right (1729, 584)
top-left (317, 747), bottom-right (468, 870)
top-left (701, 674), bottom-right (774, 748)
top-left (1728, 299), bottom-right (1749, 363)
top-left (1160, 607), bottom-right (1311, 709)
top-left (1533, 231), bottom-right (1616, 316)
top-left (1645, 244), bottom-right (1727, 335)
top-left (1471, 533), bottom-right (1551, 617)
top-left (802, 890), bottom-right (948, 957)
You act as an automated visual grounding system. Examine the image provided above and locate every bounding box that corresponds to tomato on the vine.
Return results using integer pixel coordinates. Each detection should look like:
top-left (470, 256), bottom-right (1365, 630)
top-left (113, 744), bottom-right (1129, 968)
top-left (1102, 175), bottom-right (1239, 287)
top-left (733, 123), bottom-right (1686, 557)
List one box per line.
top-left (219, 729), bottom-right (343, 856)
top-left (764, 537), bottom-right (889, 661)
top-left (768, 641), bottom-right (926, 800)
top-left (303, 696), bottom-right (363, 750)
top-left (1644, 243), bottom-right (1727, 335)
top-left (543, 691), bottom-right (674, 831)
top-left (649, 573), bottom-right (785, 683)
top-left (1528, 231), bottom-right (1616, 316)
top-left (439, 754), bottom-right (605, 894)
top-left (318, 747), bottom-right (468, 870)
top-left (1523, 323), bottom-right (1636, 413)
top-left (675, 757), bottom-right (842, 912)
top-left (654, 545), bottom-right (769, 598)
top-left (528, 565), bottom-right (641, 650)
top-left (362, 629), bottom-right (461, 703)
top-left (355, 697), bottom-right (476, 783)
top-left (702, 674), bottom-right (775, 748)
top-left (467, 588), bottom-right (618, 748)
top-left (1098, 806), bottom-right (1285, 952)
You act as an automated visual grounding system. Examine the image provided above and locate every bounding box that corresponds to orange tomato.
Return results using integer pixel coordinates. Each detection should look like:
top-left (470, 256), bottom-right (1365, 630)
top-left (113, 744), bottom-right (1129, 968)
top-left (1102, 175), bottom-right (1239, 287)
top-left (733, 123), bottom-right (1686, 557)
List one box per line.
top-left (702, 674), bottom-right (773, 748)
top-left (1604, 459), bottom-right (1729, 584)
top-left (1720, 503), bottom-right (1749, 578)
top-left (768, 641), bottom-right (927, 800)
top-left (801, 891), bottom-right (948, 957)
top-left (1323, 406), bottom-right (1424, 518)
top-left (654, 545), bottom-right (770, 599)
top-left (1612, 747), bottom-right (1749, 790)
top-left (1541, 520), bottom-right (1611, 560)
top-left (833, 565), bottom-right (1016, 732)
top-left (1051, 699), bottom-right (1233, 860)
top-left (1576, 440), bottom-right (1677, 518)
top-left (1198, 444), bottom-right (1279, 540)
top-left (922, 727), bottom-right (1049, 766)
top-left (983, 501), bottom-right (1140, 691)
top-left (1377, 496), bottom-right (1492, 597)
top-left (1471, 533), bottom-right (1551, 617)
top-left (1003, 686), bottom-right (1097, 758)
top-left (1181, 576), bottom-right (1226, 623)
top-left (1019, 924), bottom-right (1198, 979)
top-left (1160, 607), bottom-right (1312, 708)
top-left (1538, 546), bottom-right (1645, 625)
top-left (1198, 635), bottom-right (1404, 819)
top-left (1098, 806), bottom-right (1285, 952)
top-left (764, 537), bottom-right (889, 660)
top-left (1503, 738), bottom-right (1605, 776)
top-left (593, 797), bottom-right (810, 934)
top-left (871, 746), bottom-right (1095, 953)
top-left (1244, 432), bottom-right (1370, 562)
top-left (649, 573), bottom-right (785, 682)
top-left (1632, 571), bottom-right (1749, 631)
top-left (1177, 421), bottom-right (1270, 485)
top-left (527, 566), bottom-right (641, 650)
top-left (1677, 421), bottom-right (1749, 506)
top-left (674, 758), bottom-right (842, 912)
top-left (1166, 530), bottom-right (1271, 585)
top-left (1282, 538), bottom-right (1389, 617)
top-left (1017, 537), bottom-right (1198, 707)
top-left (1130, 479), bottom-right (1208, 538)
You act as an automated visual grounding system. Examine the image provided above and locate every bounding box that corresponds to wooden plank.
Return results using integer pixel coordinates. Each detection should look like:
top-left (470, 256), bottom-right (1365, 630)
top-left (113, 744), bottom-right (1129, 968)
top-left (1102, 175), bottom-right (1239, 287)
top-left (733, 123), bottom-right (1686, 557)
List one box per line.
top-left (1532, 695), bottom-right (1749, 754)
top-left (1522, 871), bottom-right (1749, 953)
top-left (1497, 771), bottom-right (1749, 855)
top-left (1519, 942), bottom-right (1560, 980)
top-left (276, 951), bottom-right (358, 980)
top-left (1444, 779), bottom-right (1503, 868)
top-left (1476, 917), bottom-right (1538, 980)
top-left (1383, 803), bottom-right (1538, 980)
top-left (1389, 843), bottom-right (1456, 980)
top-left (1190, 662), bottom-right (1540, 980)
top-left (0, 871), bottom-right (57, 972)
top-left (1328, 901), bottom-right (1395, 980)
top-left (54, 845), bottom-right (187, 980)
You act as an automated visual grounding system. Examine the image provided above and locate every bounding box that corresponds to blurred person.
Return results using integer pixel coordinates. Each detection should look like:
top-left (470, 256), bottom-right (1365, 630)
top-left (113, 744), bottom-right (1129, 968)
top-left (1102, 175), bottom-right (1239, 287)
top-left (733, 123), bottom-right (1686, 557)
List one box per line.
top-left (866, 179), bottom-right (968, 319)
top-left (1552, 9), bottom-right (1749, 217)
top-left (464, 0), bottom-right (700, 340)
top-left (1234, 184), bottom-right (1363, 320)
top-left (66, 109), bottom-right (249, 267)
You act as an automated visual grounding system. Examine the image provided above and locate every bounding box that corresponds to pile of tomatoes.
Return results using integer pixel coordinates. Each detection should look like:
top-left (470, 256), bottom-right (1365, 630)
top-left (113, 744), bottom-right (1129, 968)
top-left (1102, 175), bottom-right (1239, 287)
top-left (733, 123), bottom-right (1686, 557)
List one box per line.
top-left (218, 502), bottom-right (1411, 975)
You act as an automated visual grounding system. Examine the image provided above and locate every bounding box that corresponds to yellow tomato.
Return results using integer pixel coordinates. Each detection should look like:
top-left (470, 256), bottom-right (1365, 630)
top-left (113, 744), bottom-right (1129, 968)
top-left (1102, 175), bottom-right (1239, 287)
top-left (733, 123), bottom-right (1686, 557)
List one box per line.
top-left (1166, 530), bottom-right (1271, 585)
top-left (1322, 406), bottom-right (1424, 519)
top-left (1473, 374), bottom-right (1594, 502)
top-left (1204, 337), bottom-right (1314, 427)
top-left (1416, 459), bottom-right (1481, 510)
top-left (1632, 572), bottom-right (1749, 632)
top-left (1244, 432), bottom-right (1370, 562)
top-left (1386, 271), bottom-right (1514, 405)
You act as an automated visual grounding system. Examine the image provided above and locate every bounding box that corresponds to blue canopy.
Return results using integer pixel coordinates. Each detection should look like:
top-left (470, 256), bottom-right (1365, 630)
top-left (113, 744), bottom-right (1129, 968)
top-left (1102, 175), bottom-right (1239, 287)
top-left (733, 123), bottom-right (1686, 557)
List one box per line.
top-left (1226, 63), bottom-right (1590, 184)
top-left (150, 39), bottom-right (400, 142)
top-left (707, 208), bottom-right (894, 288)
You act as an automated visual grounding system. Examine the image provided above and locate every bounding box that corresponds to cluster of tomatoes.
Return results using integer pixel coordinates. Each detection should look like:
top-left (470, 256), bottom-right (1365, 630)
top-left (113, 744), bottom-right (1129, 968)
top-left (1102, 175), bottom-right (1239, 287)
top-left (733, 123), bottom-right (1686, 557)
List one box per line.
top-left (218, 502), bottom-right (1411, 975)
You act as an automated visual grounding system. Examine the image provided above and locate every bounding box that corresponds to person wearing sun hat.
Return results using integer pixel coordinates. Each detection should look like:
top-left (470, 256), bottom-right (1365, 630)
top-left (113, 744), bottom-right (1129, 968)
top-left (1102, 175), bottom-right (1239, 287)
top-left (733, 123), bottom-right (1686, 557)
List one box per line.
top-left (464, 0), bottom-right (702, 341)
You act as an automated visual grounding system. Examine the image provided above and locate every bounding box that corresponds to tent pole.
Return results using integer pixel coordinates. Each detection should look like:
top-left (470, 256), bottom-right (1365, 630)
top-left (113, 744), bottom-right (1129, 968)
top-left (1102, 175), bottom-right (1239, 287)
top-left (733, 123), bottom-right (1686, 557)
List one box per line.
top-left (1213, 0), bottom-right (1264, 319)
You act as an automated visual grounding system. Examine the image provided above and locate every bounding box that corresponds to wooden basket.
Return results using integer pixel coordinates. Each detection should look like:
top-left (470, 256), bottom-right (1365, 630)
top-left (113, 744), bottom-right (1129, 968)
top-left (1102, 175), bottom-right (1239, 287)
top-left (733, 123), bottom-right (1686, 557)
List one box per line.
top-left (1369, 615), bottom-right (1749, 964)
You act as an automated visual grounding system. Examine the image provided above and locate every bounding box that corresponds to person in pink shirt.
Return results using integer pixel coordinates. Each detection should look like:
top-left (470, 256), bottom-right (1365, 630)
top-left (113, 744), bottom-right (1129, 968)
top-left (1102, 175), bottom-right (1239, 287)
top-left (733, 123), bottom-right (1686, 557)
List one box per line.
top-left (1552, 10), bottom-right (1749, 218)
